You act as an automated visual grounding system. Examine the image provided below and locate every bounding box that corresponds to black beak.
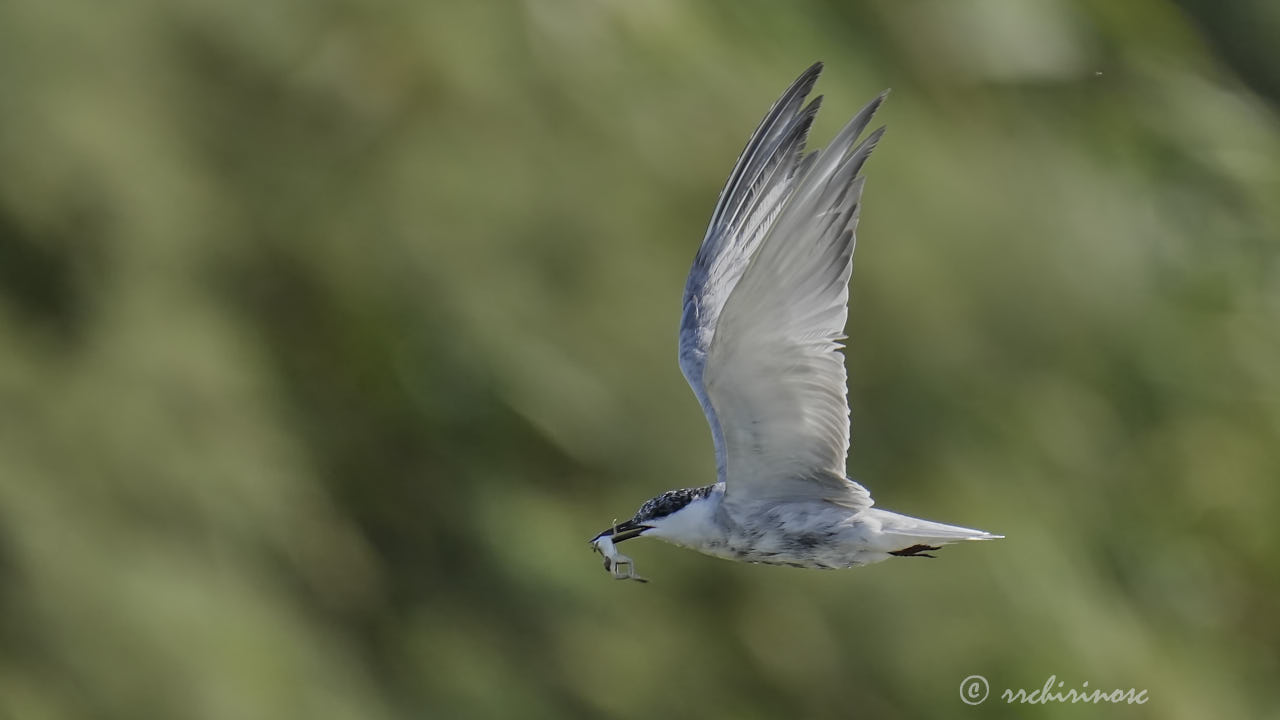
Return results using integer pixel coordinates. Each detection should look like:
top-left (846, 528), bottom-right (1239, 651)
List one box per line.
top-left (591, 519), bottom-right (649, 545)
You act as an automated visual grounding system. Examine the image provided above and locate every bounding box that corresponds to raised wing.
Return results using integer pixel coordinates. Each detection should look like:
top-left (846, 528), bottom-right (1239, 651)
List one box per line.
top-left (678, 62), bottom-right (825, 480)
top-left (678, 63), bottom-right (886, 508)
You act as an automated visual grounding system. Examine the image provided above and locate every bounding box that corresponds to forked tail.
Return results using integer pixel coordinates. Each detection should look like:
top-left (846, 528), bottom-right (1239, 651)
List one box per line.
top-left (868, 508), bottom-right (1003, 548)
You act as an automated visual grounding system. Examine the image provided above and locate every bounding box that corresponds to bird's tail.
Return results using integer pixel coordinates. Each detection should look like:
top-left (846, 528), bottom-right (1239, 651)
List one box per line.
top-left (867, 508), bottom-right (1002, 547)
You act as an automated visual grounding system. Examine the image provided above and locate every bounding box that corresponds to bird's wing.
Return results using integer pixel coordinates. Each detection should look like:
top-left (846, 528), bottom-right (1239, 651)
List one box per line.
top-left (678, 63), bottom-right (886, 509)
top-left (678, 62), bottom-right (826, 481)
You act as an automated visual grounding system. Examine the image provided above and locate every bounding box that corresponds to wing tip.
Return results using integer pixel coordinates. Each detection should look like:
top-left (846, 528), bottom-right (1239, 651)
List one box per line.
top-left (787, 62), bottom-right (824, 105)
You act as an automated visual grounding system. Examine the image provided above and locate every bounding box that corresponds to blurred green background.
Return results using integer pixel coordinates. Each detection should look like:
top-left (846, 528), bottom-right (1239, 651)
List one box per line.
top-left (2, 0), bottom-right (1279, 718)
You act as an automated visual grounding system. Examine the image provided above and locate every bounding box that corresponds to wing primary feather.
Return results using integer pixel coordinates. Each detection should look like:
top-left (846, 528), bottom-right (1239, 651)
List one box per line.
top-left (703, 63), bottom-right (824, 249)
top-left (719, 96), bottom-right (822, 240)
top-left (784, 91), bottom-right (888, 219)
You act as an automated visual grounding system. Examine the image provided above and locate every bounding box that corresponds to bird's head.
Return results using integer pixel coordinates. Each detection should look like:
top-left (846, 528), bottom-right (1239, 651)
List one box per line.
top-left (590, 484), bottom-right (719, 546)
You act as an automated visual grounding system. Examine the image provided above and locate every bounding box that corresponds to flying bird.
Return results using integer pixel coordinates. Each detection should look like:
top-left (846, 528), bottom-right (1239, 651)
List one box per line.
top-left (591, 63), bottom-right (1001, 581)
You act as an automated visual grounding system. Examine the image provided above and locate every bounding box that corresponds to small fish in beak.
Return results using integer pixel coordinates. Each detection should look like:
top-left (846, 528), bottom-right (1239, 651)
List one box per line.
top-left (589, 521), bottom-right (650, 582)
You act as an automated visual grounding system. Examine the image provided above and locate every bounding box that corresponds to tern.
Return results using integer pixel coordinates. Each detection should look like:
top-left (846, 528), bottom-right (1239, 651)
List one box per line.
top-left (591, 63), bottom-right (1001, 581)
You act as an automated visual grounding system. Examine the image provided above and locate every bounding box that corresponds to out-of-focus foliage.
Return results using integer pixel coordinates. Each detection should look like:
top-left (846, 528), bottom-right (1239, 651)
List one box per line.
top-left (2, 1), bottom-right (1278, 718)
